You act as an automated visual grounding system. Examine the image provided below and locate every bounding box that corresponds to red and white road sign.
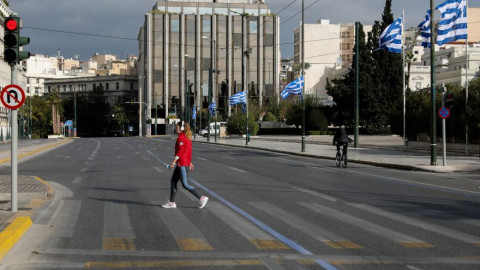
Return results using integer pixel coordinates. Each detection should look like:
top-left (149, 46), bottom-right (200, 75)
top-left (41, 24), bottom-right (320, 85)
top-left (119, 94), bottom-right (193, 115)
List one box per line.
top-left (1, 84), bottom-right (25, 110)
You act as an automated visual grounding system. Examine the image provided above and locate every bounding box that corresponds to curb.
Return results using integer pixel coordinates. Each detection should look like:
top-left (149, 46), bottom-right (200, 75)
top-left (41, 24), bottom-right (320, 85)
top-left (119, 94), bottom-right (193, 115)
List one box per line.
top-left (0, 216), bottom-right (32, 261)
top-left (0, 139), bottom-right (72, 165)
top-left (193, 140), bottom-right (447, 173)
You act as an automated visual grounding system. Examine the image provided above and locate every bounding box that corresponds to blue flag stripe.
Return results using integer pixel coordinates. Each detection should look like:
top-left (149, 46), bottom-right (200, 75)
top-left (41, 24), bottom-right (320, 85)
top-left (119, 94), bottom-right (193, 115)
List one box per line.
top-left (436, 0), bottom-right (468, 46)
top-left (378, 16), bottom-right (403, 53)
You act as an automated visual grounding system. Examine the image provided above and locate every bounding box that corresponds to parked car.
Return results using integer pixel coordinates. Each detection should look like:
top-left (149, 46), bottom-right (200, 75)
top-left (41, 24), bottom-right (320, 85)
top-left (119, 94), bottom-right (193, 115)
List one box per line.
top-left (199, 122), bottom-right (226, 137)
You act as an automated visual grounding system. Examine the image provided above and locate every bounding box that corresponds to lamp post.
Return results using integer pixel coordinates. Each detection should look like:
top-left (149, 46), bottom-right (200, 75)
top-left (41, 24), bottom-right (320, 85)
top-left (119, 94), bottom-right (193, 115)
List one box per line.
top-left (232, 10), bottom-right (250, 145)
top-left (301, 0), bottom-right (306, 152)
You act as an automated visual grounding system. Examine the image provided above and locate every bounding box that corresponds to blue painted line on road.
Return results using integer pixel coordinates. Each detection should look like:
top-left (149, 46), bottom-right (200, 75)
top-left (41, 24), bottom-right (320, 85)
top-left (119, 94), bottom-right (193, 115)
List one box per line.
top-left (190, 178), bottom-right (338, 270)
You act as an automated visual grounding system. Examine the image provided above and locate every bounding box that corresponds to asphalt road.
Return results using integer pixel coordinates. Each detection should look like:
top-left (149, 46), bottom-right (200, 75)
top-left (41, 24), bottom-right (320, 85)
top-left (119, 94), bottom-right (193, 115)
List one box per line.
top-left (1, 137), bottom-right (479, 270)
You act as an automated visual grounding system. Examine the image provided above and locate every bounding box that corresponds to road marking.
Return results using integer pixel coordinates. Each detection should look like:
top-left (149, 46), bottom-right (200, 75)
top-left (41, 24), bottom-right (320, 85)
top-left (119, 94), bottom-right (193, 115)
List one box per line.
top-left (80, 168), bottom-right (87, 173)
top-left (341, 169), bottom-right (480, 197)
top-left (189, 178), bottom-right (339, 270)
top-left (73, 176), bottom-right (82, 184)
top-left (103, 202), bottom-right (135, 251)
top-left (228, 166), bottom-right (247, 173)
top-left (348, 203), bottom-right (480, 245)
top-left (291, 186), bottom-right (338, 202)
top-left (103, 238), bottom-right (135, 251)
top-left (153, 202), bottom-right (213, 251)
top-left (197, 157), bottom-right (208, 161)
top-left (222, 156), bottom-right (235, 160)
top-left (300, 202), bottom-right (433, 248)
top-left (251, 202), bottom-right (361, 249)
top-left (0, 217), bottom-right (32, 261)
top-left (85, 259), bottom-right (264, 269)
top-left (208, 202), bottom-right (288, 250)
top-left (154, 167), bottom-right (163, 173)
top-left (53, 200), bottom-right (82, 238)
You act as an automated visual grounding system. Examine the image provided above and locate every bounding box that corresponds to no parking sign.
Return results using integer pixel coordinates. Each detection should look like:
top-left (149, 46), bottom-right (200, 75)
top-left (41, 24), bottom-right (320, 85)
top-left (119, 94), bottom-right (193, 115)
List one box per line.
top-left (438, 106), bottom-right (451, 119)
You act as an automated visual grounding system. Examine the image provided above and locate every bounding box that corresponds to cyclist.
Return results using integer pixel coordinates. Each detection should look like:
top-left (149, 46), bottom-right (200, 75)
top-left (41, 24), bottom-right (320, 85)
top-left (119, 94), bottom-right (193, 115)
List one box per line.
top-left (333, 126), bottom-right (352, 156)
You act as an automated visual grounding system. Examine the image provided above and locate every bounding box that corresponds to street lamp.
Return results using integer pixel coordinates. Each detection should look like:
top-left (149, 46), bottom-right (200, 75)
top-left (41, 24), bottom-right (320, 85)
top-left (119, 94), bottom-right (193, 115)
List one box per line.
top-left (232, 9), bottom-right (250, 145)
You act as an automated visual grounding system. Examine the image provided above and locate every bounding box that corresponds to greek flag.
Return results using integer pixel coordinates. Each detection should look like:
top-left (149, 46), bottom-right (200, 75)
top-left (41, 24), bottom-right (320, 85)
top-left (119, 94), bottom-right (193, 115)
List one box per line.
top-left (436, 0), bottom-right (467, 46)
top-left (192, 105), bottom-right (196, 120)
top-left (418, 9), bottom-right (431, 48)
top-left (281, 76), bottom-right (304, 99)
top-left (208, 101), bottom-right (216, 116)
top-left (378, 16), bottom-right (403, 53)
top-left (228, 91), bottom-right (247, 105)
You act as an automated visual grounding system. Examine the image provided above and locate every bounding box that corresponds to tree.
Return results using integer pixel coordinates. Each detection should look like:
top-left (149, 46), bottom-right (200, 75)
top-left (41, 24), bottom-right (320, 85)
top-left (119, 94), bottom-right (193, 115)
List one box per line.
top-left (29, 96), bottom-right (54, 138)
top-left (371, 0), bottom-right (403, 130)
top-left (327, 23), bottom-right (374, 129)
top-left (293, 62), bottom-right (311, 77)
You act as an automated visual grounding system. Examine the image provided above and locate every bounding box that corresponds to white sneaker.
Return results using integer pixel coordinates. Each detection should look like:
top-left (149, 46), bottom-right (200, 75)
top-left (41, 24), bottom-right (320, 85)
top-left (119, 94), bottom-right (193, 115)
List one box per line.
top-left (199, 196), bottom-right (209, 209)
top-left (162, 201), bottom-right (176, 208)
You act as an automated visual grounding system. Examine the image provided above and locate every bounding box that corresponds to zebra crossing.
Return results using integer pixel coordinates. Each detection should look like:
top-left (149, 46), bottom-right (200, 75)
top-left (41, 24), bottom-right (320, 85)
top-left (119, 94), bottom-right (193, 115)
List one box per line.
top-left (40, 185), bottom-right (480, 269)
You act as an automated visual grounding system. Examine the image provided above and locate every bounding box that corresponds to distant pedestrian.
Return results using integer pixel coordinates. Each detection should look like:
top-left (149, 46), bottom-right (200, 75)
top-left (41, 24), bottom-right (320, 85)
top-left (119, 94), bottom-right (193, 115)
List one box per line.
top-left (162, 120), bottom-right (209, 209)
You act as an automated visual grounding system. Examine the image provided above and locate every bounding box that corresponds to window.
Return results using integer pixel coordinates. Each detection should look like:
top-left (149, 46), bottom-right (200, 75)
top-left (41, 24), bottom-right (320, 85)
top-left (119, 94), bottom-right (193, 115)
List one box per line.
top-left (106, 83), bottom-right (109, 90)
top-left (116, 82), bottom-right (120, 89)
top-left (202, 19), bottom-right (211, 33)
top-left (130, 83), bottom-right (134, 90)
top-left (171, 18), bottom-right (179, 32)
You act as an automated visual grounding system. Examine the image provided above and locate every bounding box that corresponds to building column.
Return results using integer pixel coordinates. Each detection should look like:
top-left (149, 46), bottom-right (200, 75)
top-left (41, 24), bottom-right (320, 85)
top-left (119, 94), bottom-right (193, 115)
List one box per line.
top-left (258, 16), bottom-right (264, 108)
top-left (164, 14), bottom-right (170, 127)
top-left (196, 14), bottom-right (201, 115)
top-left (147, 12), bottom-right (153, 136)
top-left (227, 15), bottom-right (233, 116)
top-left (180, 13), bottom-right (186, 119)
top-left (275, 16), bottom-right (281, 103)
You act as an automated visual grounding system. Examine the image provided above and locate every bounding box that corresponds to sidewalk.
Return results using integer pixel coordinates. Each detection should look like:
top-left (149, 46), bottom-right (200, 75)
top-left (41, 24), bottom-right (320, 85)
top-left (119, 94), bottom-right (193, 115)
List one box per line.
top-left (0, 138), bottom-right (71, 261)
top-left (193, 135), bottom-right (480, 173)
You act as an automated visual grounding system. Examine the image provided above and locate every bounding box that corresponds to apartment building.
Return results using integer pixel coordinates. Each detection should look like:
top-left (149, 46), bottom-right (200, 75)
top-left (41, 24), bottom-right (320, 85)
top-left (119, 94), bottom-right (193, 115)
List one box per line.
top-left (294, 19), bottom-right (372, 100)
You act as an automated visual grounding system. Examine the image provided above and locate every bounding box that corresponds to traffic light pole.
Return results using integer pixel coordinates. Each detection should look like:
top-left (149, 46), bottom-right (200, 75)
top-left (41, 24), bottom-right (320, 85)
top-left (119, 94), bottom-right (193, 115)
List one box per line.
top-left (10, 64), bottom-right (18, 212)
top-left (441, 86), bottom-right (447, 166)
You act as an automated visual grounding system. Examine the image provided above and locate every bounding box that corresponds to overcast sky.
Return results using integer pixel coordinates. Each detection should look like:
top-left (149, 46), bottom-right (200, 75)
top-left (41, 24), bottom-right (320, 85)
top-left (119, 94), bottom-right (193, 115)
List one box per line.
top-left (9, 0), bottom-right (480, 60)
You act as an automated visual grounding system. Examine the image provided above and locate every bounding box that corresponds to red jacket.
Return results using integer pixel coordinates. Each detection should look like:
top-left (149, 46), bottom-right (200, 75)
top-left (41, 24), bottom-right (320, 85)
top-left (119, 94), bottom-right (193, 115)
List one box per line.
top-left (174, 132), bottom-right (192, 167)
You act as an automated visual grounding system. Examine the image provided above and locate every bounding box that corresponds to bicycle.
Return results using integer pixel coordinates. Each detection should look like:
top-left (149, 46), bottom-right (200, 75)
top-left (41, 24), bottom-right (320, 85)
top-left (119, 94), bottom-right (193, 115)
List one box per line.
top-left (335, 144), bottom-right (348, 168)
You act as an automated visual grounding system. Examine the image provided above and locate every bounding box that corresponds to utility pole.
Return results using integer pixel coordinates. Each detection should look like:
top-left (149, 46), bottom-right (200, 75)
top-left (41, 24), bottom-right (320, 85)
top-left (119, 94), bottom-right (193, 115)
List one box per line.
top-left (354, 22), bottom-right (360, 148)
top-left (301, 0), bottom-right (306, 152)
top-left (430, 0), bottom-right (437, 165)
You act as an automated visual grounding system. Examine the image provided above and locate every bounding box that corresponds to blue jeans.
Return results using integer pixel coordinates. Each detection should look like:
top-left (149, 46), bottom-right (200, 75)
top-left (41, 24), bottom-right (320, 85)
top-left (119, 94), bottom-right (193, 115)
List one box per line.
top-left (169, 166), bottom-right (201, 202)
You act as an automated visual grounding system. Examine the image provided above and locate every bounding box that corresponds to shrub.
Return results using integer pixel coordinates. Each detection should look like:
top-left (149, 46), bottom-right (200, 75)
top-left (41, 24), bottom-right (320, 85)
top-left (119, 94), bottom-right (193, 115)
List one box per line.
top-left (227, 112), bottom-right (259, 135)
top-left (263, 112), bottom-right (277, 121)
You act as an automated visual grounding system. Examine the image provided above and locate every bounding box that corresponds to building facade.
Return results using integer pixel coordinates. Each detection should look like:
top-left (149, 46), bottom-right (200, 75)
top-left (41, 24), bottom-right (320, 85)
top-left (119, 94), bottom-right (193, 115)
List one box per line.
top-left (44, 75), bottom-right (138, 105)
top-left (294, 20), bottom-right (372, 100)
top-left (138, 0), bottom-right (280, 135)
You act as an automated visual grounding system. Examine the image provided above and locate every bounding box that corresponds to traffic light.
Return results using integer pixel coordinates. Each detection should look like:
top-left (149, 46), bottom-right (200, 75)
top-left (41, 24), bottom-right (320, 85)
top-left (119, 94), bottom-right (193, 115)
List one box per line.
top-left (443, 92), bottom-right (454, 109)
top-left (4, 15), bottom-right (30, 65)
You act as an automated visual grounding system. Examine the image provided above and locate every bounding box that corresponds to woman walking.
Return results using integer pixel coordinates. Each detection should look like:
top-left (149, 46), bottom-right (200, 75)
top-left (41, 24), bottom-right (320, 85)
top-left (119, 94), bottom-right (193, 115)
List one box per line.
top-left (162, 121), bottom-right (209, 209)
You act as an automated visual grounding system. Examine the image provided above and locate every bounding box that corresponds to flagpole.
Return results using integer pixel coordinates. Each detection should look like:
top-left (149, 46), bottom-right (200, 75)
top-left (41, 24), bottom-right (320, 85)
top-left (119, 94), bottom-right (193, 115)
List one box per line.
top-left (465, 0), bottom-right (469, 156)
top-left (402, 10), bottom-right (406, 152)
top-left (301, 0), bottom-right (306, 152)
top-left (430, 0), bottom-right (437, 166)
